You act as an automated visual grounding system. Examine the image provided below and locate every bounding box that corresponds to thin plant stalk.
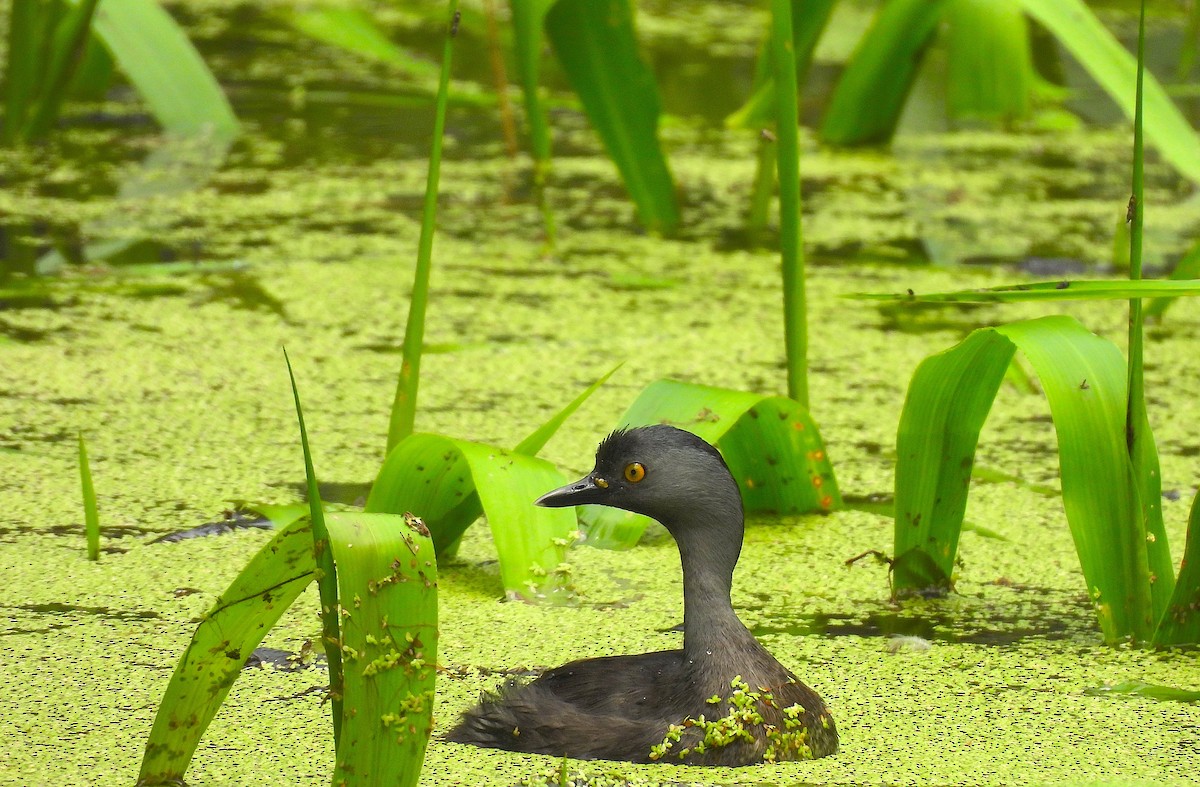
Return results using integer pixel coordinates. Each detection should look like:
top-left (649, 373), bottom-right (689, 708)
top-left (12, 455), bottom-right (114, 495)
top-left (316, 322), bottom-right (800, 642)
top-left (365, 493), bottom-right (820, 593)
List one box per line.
top-left (770, 0), bottom-right (808, 407)
top-left (747, 133), bottom-right (777, 245)
top-left (483, 0), bottom-right (518, 159)
top-left (1126, 0), bottom-right (1146, 435)
top-left (387, 0), bottom-right (460, 454)
top-left (283, 349), bottom-right (343, 748)
top-left (78, 432), bottom-right (99, 561)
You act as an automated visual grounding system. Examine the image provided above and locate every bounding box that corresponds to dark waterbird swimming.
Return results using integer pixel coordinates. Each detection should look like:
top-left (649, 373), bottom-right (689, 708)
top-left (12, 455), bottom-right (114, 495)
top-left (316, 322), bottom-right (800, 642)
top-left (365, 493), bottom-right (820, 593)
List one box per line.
top-left (447, 425), bottom-right (837, 764)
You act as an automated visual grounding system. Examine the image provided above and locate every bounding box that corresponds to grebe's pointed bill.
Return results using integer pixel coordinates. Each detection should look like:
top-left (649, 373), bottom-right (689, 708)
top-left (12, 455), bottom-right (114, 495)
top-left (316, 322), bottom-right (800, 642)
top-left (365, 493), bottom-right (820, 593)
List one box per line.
top-left (535, 474), bottom-right (608, 508)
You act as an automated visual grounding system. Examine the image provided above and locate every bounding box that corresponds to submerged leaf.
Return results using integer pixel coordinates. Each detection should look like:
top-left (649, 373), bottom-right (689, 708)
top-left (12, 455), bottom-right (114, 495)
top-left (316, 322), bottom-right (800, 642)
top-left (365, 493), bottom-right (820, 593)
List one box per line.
top-left (1085, 681), bottom-right (1200, 703)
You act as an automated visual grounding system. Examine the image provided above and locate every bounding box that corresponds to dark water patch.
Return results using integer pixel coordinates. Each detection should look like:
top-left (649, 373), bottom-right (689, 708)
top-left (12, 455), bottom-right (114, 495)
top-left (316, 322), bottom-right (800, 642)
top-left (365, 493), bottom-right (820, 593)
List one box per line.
top-left (868, 301), bottom-right (995, 336)
top-left (151, 508), bottom-right (274, 543)
top-left (753, 609), bottom-right (1079, 647)
top-left (194, 272), bottom-right (290, 319)
top-left (8, 602), bottom-right (160, 622)
top-left (244, 646), bottom-right (318, 672)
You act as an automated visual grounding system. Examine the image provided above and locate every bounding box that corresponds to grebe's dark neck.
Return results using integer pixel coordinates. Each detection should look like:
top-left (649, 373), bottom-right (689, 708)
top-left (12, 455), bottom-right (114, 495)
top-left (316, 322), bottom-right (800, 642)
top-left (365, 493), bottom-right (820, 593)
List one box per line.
top-left (662, 495), bottom-right (755, 660)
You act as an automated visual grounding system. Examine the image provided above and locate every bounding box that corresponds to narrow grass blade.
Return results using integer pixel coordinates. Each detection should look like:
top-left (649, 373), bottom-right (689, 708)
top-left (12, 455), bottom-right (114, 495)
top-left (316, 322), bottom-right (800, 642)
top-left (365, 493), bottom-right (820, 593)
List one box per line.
top-left (583, 380), bottom-right (839, 548)
top-left (1085, 681), bottom-right (1200, 703)
top-left (284, 350), bottom-right (343, 747)
top-left (544, 0), bottom-right (680, 235)
top-left (945, 0), bottom-right (1032, 121)
top-left (894, 315), bottom-right (1164, 642)
top-left (78, 432), bottom-right (99, 561)
top-left (367, 435), bottom-right (576, 601)
top-left (1154, 489), bottom-right (1200, 645)
top-left (291, 7), bottom-right (439, 79)
top-left (328, 512), bottom-right (437, 786)
top-left (820, 0), bottom-right (949, 145)
top-left (770, 0), bottom-right (808, 408)
top-left (514, 363), bottom-right (621, 456)
top-left (1123, 0), bottom-right (1171, 627)
top-left (849, 279), bottom-right (1200, 303)
top-left (1017, 0), bottom-right (1200, 183)
top-left (138, 518), bottom-right (316, 783)
top-left (387, 0), bottom-right (459, 454)
top-left (1146, 239), bottom-right (1200, 319)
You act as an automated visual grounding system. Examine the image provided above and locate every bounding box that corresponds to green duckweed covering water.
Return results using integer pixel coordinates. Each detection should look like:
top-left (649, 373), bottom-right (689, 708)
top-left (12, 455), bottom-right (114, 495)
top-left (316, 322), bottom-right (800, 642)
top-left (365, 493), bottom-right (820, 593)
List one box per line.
top-left (3, 3), bottom-right (1200, 785)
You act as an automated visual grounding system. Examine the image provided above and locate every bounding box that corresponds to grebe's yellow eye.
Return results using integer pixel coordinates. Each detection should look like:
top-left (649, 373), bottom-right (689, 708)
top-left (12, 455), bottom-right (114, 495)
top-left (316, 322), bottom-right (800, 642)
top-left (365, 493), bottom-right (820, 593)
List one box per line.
top-left (623, 462), bottom-right (645, 483)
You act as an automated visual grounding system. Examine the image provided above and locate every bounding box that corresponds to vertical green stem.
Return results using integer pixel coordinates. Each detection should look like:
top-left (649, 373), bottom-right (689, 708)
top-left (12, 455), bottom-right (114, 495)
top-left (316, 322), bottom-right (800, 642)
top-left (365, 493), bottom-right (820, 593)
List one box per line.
top-left (78, 432), bottom-right (99, 561)
top-left (387, 0), bottom-right (460, 454)
top-left (23, 0), bottom-right (102, 142)
top-left (509, 0), bottom-right (557, 247)
top-left (770, 0), bottom-right (808, 407)
top-left (747, 133), bottom-right (777, 246)
top-left (283, 350), bottom-right (343, 747)
top-left (1126, 1), bottom-right (1146, 453)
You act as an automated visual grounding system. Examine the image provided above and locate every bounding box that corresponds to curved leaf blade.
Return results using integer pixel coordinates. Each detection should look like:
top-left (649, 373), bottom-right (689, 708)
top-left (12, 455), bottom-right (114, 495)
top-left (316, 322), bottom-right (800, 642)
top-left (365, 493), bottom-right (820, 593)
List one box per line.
top-left (820, 0), bottom-right (949, 145)
top-left (544, 0), bottom-right (679, 234)
top-left (894, 315), bottom-right (1168, 642)
top-left (1017, 0), bottom-right (1200, 183)
top-left (850, 278), bottom-right (1200, 303)
top-left (1154, 491), bottom-right (1200, 646)
top-left (582, 380), bottom-right (839, 549)
top-left (138, 519), bottom-right (315, 784)
top-left (366, 435), bottom-right (574, 601)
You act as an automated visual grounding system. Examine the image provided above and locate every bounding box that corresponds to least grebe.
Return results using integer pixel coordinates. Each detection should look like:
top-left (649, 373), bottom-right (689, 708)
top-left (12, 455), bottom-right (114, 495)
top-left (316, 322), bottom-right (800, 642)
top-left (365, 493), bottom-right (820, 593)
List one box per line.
top-left (447, 425), bottom-right (837, 764)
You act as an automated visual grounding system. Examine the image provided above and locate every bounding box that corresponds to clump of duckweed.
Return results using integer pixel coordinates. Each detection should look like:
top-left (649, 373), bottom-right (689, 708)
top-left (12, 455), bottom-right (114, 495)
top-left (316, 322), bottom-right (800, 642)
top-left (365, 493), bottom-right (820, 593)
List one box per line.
top-left (648, 676), bottom-right (812, 763)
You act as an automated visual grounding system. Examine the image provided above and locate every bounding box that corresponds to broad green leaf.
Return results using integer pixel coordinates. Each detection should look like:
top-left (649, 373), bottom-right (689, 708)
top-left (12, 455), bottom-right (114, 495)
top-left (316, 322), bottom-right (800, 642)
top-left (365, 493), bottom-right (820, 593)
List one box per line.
top-left (38, 0), bottom-right (239, 269)
top-left (893, 329), bottom-right (1013, 592)
top-left (86, 0), bottom-right (237, 139)
top-left (893, 315), bottom-right (1168, 642)
top-left (367, 434), bottom-right (575, 601)
top-left (945, 0), bottom-right (1032, 121)
top-left (1154, 491), bottom-right (1200, 646)
top-left (23, 0), bottom-right (101, 141)
top-left (544, 0), bottom-right (680, 235)
top-left (850, 278), bottom-right (1200, 303)
top-left (583, 380), bottom-right (839, 549)
top-left (1084, 681), bottom-right (1200, 703)
top-left (329, 512), bottom-right (437, 786)
top-left (138, 518), bottom-right (316, 784)
top-left (725, 0), bottom-right (837, 131)
top-left (820, 0), bottom-right (949, 145)
top-left (1017, 0), bottom-right (1200, 183)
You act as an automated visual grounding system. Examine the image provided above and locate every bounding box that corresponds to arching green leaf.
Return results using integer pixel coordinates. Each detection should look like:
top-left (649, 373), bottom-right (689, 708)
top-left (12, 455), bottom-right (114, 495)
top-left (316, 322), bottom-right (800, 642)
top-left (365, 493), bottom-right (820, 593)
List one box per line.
top-left (582, 379), bottom-right (839, 549)
top-left (367, 435), bottom-right (575, 601)
top-left (138, 518), bottom-right (316, 784)
top-left (894, 315), bottom-right (1171, 643)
